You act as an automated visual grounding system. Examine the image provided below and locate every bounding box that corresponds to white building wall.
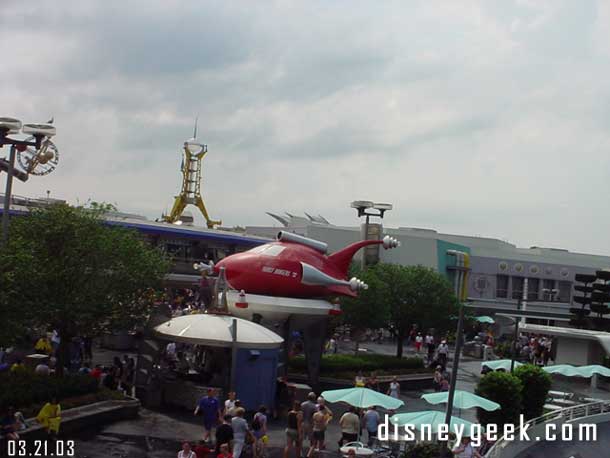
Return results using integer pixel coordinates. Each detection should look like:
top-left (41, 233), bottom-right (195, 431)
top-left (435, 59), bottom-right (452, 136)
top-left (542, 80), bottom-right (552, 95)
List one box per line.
top-left (380, 232), bottom-right (438, 269)
top-left (555, 337), bottom-right (591, 365)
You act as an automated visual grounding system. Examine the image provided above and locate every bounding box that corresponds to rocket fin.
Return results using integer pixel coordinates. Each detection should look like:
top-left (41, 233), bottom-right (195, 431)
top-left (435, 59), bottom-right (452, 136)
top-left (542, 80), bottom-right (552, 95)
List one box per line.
top-left (327, 240), bottom-right (383, 275)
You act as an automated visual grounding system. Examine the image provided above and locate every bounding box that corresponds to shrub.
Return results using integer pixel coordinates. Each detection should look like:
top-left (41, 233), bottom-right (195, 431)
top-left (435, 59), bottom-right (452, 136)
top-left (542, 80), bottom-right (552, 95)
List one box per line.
top-left (514, 364), bottom-right (552, 420)
top-left (288, 354), bottom-right (425, 375)
top-left (403, 443), bottom-right (449, 458)
top-left (494, 342), bottom-right (513, 358)
top-left (475, 371), bottom-right (522, 428)
top-left (0, 370), bottom-right (100, 410)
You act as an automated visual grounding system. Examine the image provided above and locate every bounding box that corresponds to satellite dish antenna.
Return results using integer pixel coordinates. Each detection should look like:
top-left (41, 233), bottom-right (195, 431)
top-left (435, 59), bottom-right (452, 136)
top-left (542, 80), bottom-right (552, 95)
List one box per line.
top-left (0, 117), bottom-right (22, 134)
top-left (18, 119), bottom-right (59, 176)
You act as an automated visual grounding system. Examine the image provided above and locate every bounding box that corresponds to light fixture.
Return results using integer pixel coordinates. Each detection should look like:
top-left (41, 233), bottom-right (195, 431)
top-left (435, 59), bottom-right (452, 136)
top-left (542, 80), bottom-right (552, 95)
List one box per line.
top-left (22, 123), bottom-right (56, 137)
top-left (350, 199), bottom-right (394, 268)
top-left (0, 117), bottom-right (22, 134)
top-left (373, 203), bottom-right (393, 211)
top-left (351, 200), bottom-right (374, 210)
top-left (1, 116), bottom-right (59, 246)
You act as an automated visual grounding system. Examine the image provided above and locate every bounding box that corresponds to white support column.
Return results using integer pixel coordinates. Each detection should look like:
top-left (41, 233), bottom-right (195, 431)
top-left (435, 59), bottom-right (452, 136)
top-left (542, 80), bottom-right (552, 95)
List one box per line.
top-left (521, 278), bottom-right (528, 324)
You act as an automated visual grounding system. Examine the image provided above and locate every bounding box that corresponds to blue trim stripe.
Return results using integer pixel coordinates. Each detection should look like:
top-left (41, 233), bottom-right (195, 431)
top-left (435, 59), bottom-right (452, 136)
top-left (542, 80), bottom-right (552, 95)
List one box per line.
top-left (0, 208), bottom-right (267, 246)
top-left (105, 220), bottom-right (266, 245)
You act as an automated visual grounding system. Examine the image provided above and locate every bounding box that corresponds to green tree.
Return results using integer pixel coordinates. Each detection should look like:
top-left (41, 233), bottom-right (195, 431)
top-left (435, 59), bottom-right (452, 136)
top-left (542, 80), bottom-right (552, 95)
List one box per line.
top-left (341, 265), bottom-right (390, 353)
top-left (0, 203), bottom-right (170, 373)
top-left (514, 364), bottom-right (552, 420)
top-left (0, 239), bottom-right (34, 345)
top-left (373, 264), bottom-right (458, 358)
top-left (475, 371), bottom-right (523, 428)
top-left (340, 264), bottom-right (458, 357)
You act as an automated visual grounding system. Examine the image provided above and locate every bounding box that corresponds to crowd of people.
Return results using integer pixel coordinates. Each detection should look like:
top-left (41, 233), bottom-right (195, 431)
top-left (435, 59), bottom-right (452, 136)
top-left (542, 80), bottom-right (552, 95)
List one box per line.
top-left (1, 331), bottom-right (136, 394)
top-left (1, 397), bottom-right (62, 442)
top-left (327, 325), bottom-right (453, 369)
top-left (187, 389), bottom-right (381, 458)
top-left (0, 331), bottom-right (137, 448)
top-left (515, 333), bottom-right (555, 366)
top-left (185, 388), bottom-right (269, 458)
top-left (166, 288), bottom-right (209, 317)
top-left (186, 386), bottom-right (496, 458)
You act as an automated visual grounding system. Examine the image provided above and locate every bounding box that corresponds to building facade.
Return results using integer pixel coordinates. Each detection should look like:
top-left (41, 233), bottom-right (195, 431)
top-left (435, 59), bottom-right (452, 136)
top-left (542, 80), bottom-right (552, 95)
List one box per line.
top-left (245, 213), bottom-right (610, 314)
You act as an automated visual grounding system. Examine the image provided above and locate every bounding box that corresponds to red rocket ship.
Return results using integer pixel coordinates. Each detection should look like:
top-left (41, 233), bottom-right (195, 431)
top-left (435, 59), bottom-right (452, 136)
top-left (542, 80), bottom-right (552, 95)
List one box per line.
top-left (213, 231), bottom-right (400, 299)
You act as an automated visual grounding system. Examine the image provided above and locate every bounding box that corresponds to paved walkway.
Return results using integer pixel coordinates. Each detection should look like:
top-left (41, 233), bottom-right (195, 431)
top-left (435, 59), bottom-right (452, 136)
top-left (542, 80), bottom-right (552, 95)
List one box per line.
top-left (70, 341), bottom-right (610, 457)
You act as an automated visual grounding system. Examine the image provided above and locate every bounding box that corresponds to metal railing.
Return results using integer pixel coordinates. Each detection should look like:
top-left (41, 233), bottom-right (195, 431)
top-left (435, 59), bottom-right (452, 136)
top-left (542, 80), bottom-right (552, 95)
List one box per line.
top-left (485, 400), bottom-right (610, 457)
top-left (0, 192), bottom-right (64, 207)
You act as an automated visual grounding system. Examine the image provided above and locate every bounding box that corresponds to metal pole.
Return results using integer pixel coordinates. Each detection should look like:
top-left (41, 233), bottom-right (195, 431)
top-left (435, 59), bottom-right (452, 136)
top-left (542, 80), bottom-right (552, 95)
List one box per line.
top-left (230, 318), bottom-right (238, 392)
top-left (1, 145), bottom-right (16, 247)
top-left (510, 297), bottom-right (521, 372)
top-left (361, 214), bottom-right (370, 270)
top-left (444, 302), bottom-right (465, 425)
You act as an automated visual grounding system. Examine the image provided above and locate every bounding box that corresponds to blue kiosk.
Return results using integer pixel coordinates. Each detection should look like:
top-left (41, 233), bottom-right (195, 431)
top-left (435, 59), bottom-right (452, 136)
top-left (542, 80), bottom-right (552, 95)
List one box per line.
top-left (154, 314), bottom-right (283, 411)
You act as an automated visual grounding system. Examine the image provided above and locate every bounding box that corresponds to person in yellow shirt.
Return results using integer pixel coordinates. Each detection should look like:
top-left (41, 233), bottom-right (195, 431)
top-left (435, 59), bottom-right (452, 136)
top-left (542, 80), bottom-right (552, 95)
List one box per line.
top-left (354, 370), bottom-right (365, 387)
top-left (35, 336), bottom-right (53, 355)
top-left (10, 359), bottom-right (26, 373)
top-left (36, 397), bottom-right (61, 436)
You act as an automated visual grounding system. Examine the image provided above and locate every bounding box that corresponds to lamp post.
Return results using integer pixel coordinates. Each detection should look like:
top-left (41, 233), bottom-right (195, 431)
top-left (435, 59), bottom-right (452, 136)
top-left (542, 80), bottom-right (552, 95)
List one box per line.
top-left (350, 200), bottom-right (392, 269)
top-left (229, 318), bottom-right (238, 392)
top-left (443, 250), bottom-right (470, 449)
top-left (0, 117), bottom-right (58, 247)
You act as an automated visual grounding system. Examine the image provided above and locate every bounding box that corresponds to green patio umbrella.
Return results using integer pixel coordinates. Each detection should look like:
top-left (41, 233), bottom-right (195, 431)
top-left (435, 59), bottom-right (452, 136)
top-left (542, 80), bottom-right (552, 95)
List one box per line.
top-left (482, 359), bottom-right (523, 371)
top-left (474, 316), bottom-right (495, 324)
top-left (390, 411), bottom-right (480, 436)
top-left (321, 387), bottom-right (404, 410)
top-left (421, 390), bottom-right (500, 411)
top-left (543, 364), bottom-right (610, 377)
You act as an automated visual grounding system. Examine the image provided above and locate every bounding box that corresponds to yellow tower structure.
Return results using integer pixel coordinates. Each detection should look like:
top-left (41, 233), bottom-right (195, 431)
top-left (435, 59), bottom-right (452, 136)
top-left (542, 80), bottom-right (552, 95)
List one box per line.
top-left (165, 127), bottom-right (221, 228)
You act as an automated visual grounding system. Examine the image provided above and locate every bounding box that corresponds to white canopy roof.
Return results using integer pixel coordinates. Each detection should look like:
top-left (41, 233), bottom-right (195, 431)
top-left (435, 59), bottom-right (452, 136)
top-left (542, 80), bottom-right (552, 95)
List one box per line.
top-left (521, 323), bottom-right (610, 355)
top-left (154, 313), bottom-right (284, 349)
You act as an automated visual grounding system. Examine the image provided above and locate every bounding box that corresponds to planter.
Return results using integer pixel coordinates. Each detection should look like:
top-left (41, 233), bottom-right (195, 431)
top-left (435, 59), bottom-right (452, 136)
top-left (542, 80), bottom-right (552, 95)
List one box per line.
top-left (19, 398), bottom-right (141, 440)
top-left (288, 372), bottom-right (434, 391)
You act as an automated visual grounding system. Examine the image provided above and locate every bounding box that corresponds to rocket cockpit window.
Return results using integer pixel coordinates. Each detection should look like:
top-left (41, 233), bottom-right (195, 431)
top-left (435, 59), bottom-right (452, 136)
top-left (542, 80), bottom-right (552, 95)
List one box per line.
top-left (249, 245), bottom-right (271, 254)
top-left (248, 244), bottom-right (286, 257)
top-left (262, 245), bottom-right (285, 257)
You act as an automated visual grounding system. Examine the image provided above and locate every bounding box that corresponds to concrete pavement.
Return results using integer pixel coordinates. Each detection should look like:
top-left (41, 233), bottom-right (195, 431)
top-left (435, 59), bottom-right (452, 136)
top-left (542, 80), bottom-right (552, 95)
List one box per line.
top-left (70, 340), bottom-right (610, 457)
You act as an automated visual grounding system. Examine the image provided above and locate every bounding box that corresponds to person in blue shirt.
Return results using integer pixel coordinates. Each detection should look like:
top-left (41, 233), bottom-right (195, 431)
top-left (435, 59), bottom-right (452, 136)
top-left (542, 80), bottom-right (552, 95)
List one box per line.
top-left (362, 406), bottom-right (380, 447)
top-left (194, 388), bottom-right (221, 443)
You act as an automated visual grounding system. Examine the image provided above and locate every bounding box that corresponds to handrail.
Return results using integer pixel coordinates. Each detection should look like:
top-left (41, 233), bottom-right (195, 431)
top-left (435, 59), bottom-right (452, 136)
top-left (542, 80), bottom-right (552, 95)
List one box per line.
top-left (485, 400), bottom-right (610, 457)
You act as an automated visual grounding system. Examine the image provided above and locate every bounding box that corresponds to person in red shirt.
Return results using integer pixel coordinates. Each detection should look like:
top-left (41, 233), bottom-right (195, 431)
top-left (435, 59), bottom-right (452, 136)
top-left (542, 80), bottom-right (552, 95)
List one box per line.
top-left (194, 440), bottom-right (211, 458)
top-left (90, 365), bottom-right (102, 379)
top-left (217, 443), bottom-right (233, 458)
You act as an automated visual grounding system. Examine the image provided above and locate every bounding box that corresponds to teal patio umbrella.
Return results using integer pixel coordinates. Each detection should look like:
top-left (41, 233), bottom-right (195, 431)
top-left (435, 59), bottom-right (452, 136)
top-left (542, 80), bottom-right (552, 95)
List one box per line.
top-left (390, 411), bottom-right (480, 437)
top-left (474, 316), bottom-right (495, 324)
top-left (321, 387), bottom-right (404, 410)
top-left (422, 390), bottom-right (500, 411)
top-left (482, 359), bottom-right (523, 371)
top-left (543, 364), bottom-right (610, 378)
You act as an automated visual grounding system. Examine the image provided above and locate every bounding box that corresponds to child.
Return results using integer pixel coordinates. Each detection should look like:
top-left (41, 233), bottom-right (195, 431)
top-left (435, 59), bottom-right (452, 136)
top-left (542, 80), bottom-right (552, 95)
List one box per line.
top-left (218, 443), bottom-right (233, 458)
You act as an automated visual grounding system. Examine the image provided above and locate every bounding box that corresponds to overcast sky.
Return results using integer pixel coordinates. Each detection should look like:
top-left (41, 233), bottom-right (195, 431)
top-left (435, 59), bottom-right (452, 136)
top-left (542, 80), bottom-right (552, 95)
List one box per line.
top-left (2, 0), bottom-right (610, 254)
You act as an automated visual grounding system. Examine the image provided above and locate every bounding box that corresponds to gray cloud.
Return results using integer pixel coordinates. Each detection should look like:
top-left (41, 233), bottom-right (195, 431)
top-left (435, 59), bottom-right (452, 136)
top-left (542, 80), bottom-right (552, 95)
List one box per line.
top-left (2, 0), bottom-right (610, 254)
